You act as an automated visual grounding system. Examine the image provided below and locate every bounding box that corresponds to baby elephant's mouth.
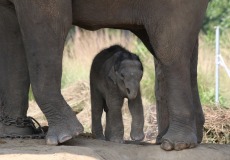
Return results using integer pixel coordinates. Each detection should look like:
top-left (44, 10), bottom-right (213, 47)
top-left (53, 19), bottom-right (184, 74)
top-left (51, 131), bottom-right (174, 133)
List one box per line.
top-left (126, 88), bottom-right (137, 100)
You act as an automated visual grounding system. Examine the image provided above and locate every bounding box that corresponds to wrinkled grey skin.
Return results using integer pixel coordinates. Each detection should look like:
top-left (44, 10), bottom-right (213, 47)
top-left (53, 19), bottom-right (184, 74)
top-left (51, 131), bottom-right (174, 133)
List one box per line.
top-left (0, 0), bottom-right (209, 150)
top-left (90, 45), bottom-right (144, 143)
top-left (0, 0), bottom-right (84, 145)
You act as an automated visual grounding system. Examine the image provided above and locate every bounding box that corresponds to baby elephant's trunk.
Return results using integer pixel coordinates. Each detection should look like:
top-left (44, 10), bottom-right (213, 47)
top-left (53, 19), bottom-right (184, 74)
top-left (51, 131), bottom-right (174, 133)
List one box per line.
top-left (125, 81), bottom-right (139, 100)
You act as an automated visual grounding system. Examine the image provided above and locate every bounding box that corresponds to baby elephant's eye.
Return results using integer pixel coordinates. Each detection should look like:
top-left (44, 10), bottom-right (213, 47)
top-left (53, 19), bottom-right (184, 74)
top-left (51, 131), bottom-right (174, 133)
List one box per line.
top-left (120, 73), bottom-right (125, 78)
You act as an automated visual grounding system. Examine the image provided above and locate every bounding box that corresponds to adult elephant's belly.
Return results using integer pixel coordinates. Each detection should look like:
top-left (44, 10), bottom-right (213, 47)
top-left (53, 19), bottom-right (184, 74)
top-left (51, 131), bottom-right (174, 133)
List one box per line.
top-left (0, 0), bottom-right (12, 5)
top-left (72, 0), bottom-right (144, 30)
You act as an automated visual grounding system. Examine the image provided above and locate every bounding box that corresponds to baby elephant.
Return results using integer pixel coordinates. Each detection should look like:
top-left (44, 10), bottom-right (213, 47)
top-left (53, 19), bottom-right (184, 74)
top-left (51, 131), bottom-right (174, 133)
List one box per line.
top-left (90, 45), bottom-right (144, 143)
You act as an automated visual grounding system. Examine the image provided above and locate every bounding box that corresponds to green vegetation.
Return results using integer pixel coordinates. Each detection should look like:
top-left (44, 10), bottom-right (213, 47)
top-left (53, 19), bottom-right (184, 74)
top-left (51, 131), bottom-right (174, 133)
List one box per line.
top-left (198, 0), bottom-right (230, 107)
top-left (203, 0), bottom-right (230, 40)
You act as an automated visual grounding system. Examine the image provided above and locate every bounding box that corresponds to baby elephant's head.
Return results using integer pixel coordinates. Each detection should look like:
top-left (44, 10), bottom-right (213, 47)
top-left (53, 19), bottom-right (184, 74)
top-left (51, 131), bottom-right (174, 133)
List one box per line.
top-left (109, 52), bottom-right (143, 100)
top-left (117, 59), bottom-right (143, 99)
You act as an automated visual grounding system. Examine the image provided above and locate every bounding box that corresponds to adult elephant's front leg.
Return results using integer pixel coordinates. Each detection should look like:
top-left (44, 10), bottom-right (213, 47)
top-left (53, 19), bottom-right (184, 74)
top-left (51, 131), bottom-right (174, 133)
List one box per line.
top-left (12, 0), bottom-right (83, 145)
top-left (160, 56), bottom-right (197, 151)
top-left (151, 42), bottom-right (197, 150)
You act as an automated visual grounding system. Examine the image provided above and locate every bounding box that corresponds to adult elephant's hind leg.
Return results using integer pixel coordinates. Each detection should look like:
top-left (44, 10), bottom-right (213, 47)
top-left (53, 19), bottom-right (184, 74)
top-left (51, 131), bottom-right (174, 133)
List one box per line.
top-left (160, 56), bottom-right (197, 151)
top-left (12, 0), bottom-right (83, 145)
top-left (190, 39), bottom-right (205, 143)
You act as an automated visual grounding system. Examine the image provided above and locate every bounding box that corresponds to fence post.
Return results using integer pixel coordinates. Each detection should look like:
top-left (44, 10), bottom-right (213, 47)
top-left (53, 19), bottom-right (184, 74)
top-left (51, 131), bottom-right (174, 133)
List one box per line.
top-left (215, 26), bottom-right (220, 105)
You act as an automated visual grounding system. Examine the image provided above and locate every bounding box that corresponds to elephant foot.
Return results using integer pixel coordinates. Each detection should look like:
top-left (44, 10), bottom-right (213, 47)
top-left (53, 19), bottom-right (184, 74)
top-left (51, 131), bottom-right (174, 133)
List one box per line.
top-left (160, 125), bottom-right (197, 151)
top-left (46, 118), bottom-right (83, 145)
top-left (0, 116), bottom-right (44, 137)
top-left (130, 130), bottom-right (145, 141)
top-left (41, 101), bottom-right (84, 145)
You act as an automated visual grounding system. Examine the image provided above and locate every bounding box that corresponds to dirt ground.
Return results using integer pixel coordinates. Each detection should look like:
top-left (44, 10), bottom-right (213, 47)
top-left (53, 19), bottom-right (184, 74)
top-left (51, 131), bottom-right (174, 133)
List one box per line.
top-left (0, 138), bottom-right (230, 160)
top-left (0, 82), bottom-right (229, 160)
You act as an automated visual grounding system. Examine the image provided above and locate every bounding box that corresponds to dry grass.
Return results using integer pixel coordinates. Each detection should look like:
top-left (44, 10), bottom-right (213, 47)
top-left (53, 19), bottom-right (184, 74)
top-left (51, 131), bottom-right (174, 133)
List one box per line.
top-left (203, 106), bottom-right (230, 144)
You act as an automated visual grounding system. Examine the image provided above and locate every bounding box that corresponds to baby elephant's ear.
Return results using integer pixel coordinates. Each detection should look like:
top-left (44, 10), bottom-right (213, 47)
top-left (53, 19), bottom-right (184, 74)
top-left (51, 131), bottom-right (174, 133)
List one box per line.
top-left (108, 66), bottom-right (117, 85)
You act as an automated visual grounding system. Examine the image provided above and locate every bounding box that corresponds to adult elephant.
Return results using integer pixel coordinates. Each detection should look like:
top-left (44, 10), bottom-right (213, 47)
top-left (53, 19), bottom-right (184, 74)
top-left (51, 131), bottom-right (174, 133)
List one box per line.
top-left (0, 0), bottom-right (209, 150)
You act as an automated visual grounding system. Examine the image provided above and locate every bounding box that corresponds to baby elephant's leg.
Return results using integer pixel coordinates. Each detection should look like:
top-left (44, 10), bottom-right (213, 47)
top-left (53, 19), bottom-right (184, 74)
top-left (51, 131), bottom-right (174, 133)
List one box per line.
top-left (128, 90), bottom-right (145, 141)
top-left (91, 88), bottom-right (105, 140)
top-left (105, 97), bottom-right (124, 143)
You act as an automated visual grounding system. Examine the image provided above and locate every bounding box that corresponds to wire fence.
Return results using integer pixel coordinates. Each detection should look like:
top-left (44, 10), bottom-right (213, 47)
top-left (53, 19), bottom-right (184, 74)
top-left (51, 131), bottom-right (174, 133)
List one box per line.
top-left (215, 26), bottom-right (230, 105)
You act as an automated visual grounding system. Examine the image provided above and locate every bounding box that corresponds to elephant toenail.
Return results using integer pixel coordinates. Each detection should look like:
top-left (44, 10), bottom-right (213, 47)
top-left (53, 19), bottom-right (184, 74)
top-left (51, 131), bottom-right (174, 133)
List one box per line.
top-left (46, 136), bottom-right (58, 146)
top-left (59, 135), bottom-right (72, 143)
top-left (174, 142), bottom-right (187, 151)
top-left (161, 140), bottom-right (173, 151)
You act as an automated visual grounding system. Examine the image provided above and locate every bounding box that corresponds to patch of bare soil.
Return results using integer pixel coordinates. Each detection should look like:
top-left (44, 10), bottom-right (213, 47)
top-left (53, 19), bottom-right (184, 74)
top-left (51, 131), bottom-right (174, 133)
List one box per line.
top-left (1, 81), bottom-right (229, 160)
top-left (0, 138), bottom-right (230, 160)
